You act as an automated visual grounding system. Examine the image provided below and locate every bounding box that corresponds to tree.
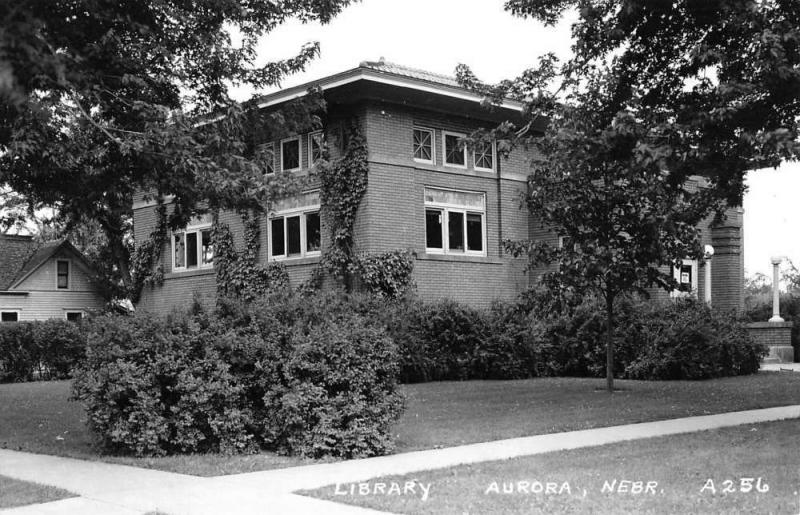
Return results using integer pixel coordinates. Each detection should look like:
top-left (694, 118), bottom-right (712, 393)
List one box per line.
top-left (458, 0), bottom-right (800, 391)
top-left (0, 0), bottom-right (355, 298)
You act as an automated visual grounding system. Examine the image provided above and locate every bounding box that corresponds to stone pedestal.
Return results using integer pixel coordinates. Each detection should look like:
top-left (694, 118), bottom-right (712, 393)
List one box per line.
top-left (747, 321), bottom-right (795, 363)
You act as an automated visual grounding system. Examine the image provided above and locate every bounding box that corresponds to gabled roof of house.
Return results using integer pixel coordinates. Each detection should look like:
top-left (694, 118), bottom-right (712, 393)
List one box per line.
top-left (0, 234), bottom-right (37, 290)
top-left (0, 236), bottom-right (94, 290)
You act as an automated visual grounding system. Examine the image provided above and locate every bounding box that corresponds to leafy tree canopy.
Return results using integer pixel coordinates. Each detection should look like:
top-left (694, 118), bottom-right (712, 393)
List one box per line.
top-left (0, 0), bottom-right (355, 297)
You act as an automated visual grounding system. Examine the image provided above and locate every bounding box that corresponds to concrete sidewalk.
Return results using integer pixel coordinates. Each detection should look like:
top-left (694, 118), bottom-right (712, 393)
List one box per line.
top-left (3, 404), bottom-right (800, 514)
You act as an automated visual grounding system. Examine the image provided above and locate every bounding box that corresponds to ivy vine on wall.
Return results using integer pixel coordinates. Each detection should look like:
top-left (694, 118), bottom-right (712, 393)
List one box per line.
top-left (129, 201), bottom-right (168, 303)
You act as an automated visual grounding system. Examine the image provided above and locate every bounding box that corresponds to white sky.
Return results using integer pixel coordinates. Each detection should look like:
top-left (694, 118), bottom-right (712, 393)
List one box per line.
top-left (231, 0), bottom-right (798, 278)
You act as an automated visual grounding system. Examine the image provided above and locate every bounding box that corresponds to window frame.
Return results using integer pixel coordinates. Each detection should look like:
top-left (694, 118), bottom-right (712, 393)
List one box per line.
top-left (268, 192), bottom-right (322, 261)
top-left (424, 187), bottom-right (487, 257)
top-left (442, 131), bottom-right (468, 169)
top-left (473, 140), bottom-right (496, 172)
top-left (280, 136), bottom-right (302, 172)
top-left (670, 259), bottom-right (699, 298)
top-left (0, 310), bottom-right (19, 323)
top-left (308, 130), bottom-right (325, 166)
top-left (65, 311), bottom-right (84, 322)
top-left (413, 127), bottom-right (435, 165)
top-left (55, 259), bottom-right (70, 290)
top-left (257, 142), bottom-right (275, 175)
top-left (171, 219), bottom-right (214, 273)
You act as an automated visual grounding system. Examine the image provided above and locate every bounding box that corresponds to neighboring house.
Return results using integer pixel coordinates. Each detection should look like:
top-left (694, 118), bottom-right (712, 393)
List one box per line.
top-left (0, 235), bottom-right (106, 322)
top-left (133, 59), bottom-right (744, 312)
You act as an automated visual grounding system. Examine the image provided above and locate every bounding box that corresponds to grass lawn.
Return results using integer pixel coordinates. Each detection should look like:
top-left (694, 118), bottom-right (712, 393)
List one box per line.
top-left (0, 475), bottom-right (74, 509)
top-left (304, 418), bottom-right (800, 514)
top-left (1, 372), bottom-right (800, 476)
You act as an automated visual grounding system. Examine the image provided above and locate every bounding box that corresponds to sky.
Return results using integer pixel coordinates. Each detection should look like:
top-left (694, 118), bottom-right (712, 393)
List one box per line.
top-left (231, 0), bottom-right (799, 278)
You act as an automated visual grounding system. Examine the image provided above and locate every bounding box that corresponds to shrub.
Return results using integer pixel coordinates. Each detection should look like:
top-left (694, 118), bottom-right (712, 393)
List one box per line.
top-left (0, 319), bottom-right (86, 382)
top-left (72, 292), bottom-right (405, 458)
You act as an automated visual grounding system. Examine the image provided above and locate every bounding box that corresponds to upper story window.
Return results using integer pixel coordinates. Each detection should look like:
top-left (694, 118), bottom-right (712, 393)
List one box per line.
top-left (413, 127), bottom-right (434, 164)
top-left (443, 131), bottom-right (467, 168)
top-left (173, 215), bottom-right (213, 272)
top-left (474, 141), bottom-right (495, 172)
top-left (56, 260), bottom-right (70, 289)
top-left (269, 190), bottom-right (321, 260)
top-left (308, 131), bottom-right (325, 165)
top-left (424, 187), bottom-right (486, 256)
top-left (281, 137), bottom-right (301, 172)
top-left (256, 143), bottom-right (275, 174)
top-left (1, 311), bottom-right (19, 322)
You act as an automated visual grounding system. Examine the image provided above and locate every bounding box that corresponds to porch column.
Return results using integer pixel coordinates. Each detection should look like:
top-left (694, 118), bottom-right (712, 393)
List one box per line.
top-left (769, 256), bottom-right (784, 322)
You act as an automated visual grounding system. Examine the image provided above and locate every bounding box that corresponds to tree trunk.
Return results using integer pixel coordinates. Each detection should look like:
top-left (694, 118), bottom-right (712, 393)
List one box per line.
top-left (605, 294), bottom-right (615, 393)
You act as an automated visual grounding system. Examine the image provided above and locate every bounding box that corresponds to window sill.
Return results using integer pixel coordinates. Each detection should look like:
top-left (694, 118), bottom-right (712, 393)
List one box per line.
top-left (269, 255), bottom-right (321, 266)
top-left (417, 253), bottom-right (504, 265)
top-left (165, 267), bottom-right (215, 279)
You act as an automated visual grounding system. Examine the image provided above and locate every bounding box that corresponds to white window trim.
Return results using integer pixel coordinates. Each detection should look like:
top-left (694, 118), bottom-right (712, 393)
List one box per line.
top-left (0, 310), bottom-right (20, 322)
top-left (308, 130), bottom-right (324, 166)
top-left (280, 136), bottom-right (302, 172)
top-left (258, 142), bottom-right (275, 174)
top-left (424, 188), bottom-right (487, 257)
top-left (413, 126), bottom-right (435, 165)
top-left (55, 259), bottom-right (71, 290)
top-left (172, 222), bottom-right (214, 272)
top-left (473, 140), bottom-right (496, 172)
top-left (442, 131), bottom-right (468, 169)
top-left (670, 259), bottom-right (699, 298)
top-left (268, 195), bottom-right (322, 261)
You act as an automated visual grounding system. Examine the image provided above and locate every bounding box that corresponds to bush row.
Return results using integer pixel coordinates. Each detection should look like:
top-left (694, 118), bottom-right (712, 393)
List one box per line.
top-left (0, 320), bottom-right (86, 382)
top-left (379, 293), bottom-right (765, 383)
top-left (71, 293), bottom-right (405, 459)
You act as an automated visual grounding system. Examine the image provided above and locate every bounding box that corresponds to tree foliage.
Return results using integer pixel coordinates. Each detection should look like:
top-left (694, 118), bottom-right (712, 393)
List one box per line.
top-left (0, 0), bottom-right (355, 297)
top-left (459, 0), bottom-right (800, 390)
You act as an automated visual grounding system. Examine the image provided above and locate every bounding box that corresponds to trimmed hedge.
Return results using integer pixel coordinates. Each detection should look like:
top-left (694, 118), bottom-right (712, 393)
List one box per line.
top-left (71, 292), bottom-right (405, 458)
top-left (0, 320), bottom-right (86, 383)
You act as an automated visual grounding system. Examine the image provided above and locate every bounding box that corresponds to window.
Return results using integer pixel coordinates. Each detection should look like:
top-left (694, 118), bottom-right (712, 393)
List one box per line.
top-left (256, 143), bottom-right (275, 174)
top-left (172, 216), bottom-right (213, 271)
top-left (308, 131), bottom-right (325, 165)
top-left (1, 311), bottom-right (18, 322)
top-left (424, 188), bottom-right (485, 255)
top-left (56, 260), bottom-right (69, 289)
top-left (281, 137), bottom-right (301, 171)
top-left (670, 259), bottom-right (698, 298)
top-left (413, 128), bottom-right (434, 163)
top-left (269, 190), bottom-right (321, 260)
top-left (65, 311), bottom-right (83, 322)
top-left (443, 131), bottom-right (467, 168)
top-left (474, 141), bottom-right (495, 171)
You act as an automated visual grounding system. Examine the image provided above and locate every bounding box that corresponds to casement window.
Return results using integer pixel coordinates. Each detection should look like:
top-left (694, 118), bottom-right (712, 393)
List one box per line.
top-left (281, 137), bottom-right (301, 172)
top-left (256, 142), bottom-right (275, 174)
top-left (172, 216), bottom-right (214, 271)
top-left (424, 187), bottom-right (486, 256)
top-left (442, 131), bottom-right (467, 168)
top-left (0, 311), bottom-right (19, 322)
top-left (56, 260), bottom-right (70, 289)
top-left (474, 141), bottom-right (495, 172)
top-left (413, 127), bottom-right (434, 164)
top-left (670, 259), bottom-right (698, 298)
top-left (269, 190), bottom-right (321, 260)
top-left (65, 311), bottom-right (83, 322)
top-left (308, 131), bottom-right (325, 165)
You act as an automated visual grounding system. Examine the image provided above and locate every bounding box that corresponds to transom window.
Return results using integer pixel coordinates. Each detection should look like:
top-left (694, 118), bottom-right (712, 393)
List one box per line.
top-left (256, 143), bottom-right (275, 174)
top-left (281, 137), bottom-right (301, 172)
top-left (308, 131), bottom-right (325, 165)
top-left (413, 128), bottom-right (434, 163)
top-left (443, 131), bottom-right (467, 168)
top-left (474, 141), bottom-right (495, 171)
top-left (173, 215), bottom-right (214, 271)
top-left (269, 190), bottom-right (321, 260)
top-left (56, 260), bottom-right (70, 289)
top-left (424, 187), bottom-right (485, 255)
top-left (1, 311), bottom-right (19, 322)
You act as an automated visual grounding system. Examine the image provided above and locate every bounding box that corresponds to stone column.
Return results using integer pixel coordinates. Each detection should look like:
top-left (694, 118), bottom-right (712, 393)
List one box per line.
top-left (769, 256), bottom-right (784, 322)
top-left (710, 207), bottom-right (743, 311)
top-left (704, 245), bottom-right (714, 306)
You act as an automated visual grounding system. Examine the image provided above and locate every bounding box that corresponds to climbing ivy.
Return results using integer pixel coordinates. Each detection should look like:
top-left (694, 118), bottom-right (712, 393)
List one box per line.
top-left (213, 210), bottom-right (288, 302)
top-left (129, 201), bottom-right (168, 303)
